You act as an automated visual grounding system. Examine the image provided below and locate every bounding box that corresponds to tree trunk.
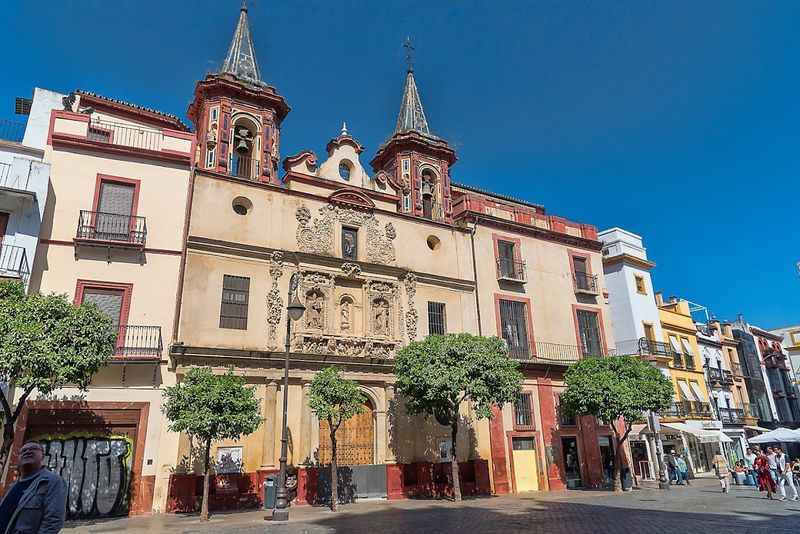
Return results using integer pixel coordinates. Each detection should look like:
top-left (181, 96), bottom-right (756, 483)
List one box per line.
top-left (611, 423), bottom-right (632, 494)
top-left (330, 428), bottom-right (338, 512)
top-left (450, 418), bottom-right (462, 502)
top-left (0, 417), bottom-right (16, 481)
top-left (201, 438), bottom-right (211, 521)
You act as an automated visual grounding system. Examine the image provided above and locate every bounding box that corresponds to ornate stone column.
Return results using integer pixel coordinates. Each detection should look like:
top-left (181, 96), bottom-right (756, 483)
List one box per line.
top-left (384, 384), bottom-right (397, 463)
top-left (261, 380), bottom-right (278, 468)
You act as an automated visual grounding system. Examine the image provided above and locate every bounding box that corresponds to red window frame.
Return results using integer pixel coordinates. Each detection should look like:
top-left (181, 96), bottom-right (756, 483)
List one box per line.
top-left (568, 249), bottom-right (593, 292)
top-left (90, 174), bottom-right (141, 235)
top-left (75, 280), bottom-right (133, 352)
top-left (494, 293), bottom-right (536, 357)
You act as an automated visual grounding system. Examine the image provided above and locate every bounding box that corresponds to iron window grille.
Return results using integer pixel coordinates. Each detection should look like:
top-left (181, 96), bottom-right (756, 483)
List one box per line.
top-left (514, 393), bottom-right (535, 429)
top-left (427, 301), bottom-right (447, 335)
top-left (500, 299), bottom-right (530, 358)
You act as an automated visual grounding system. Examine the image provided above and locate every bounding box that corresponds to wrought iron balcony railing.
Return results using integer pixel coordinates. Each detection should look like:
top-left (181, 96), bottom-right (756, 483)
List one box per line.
top-left (88, 120), bottom-right (163, 152)
top-left (76, 210), bottom-right (147, 246)
top-left (496, 258), bottom-right (526, 282)
top-left (730, 363), bottom-right (743, 377)
top-left (706, 366), bottom-right (732, 386)
top-left (0, 245), bottom-right (29, 281)
top-left (508, 340), bottom-right (614, 364)
top-left (114, 325), bottom-right (163, 359)
top-left (718, 407), bottom-right (744, 426)
top-left (573, 272), bottom-right (599, 294)
top-left (661, 401), bottom-right (713, 419)
top-left (230, 156), bottom-right (261, 181)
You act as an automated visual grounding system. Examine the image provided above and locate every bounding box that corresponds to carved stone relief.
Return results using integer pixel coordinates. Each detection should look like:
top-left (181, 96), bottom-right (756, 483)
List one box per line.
top-left (404, 272), bottom-right (418, 341)
top-left (295, 204), bottom-right (396, 265)
top-left (340, 262), bottom-right (362, 278)
top-left (306, 290), bottom-right (325, 330)
top-left (266, 251), bottom-right (284, 350)
top-left (340, 296), bottom-right (353, 332)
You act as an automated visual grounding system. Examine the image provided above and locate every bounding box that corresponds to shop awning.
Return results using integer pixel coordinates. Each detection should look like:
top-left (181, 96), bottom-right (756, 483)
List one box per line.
top-left (744, 425), bottom-right (770, 433)
top-left (661, 422), bottom-right (733, 444)
top-left (631, 423), bottom-right (651, 436)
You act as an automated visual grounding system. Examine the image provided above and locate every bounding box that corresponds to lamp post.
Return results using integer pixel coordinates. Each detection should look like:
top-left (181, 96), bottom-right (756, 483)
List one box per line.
top-left (648, 410), bottom-right (670, 490)
top-left (273, 272), bottom-right (305, 522)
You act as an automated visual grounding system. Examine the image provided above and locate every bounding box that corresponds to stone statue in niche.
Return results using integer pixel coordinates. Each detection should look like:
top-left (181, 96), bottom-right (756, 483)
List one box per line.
top-left (340, 299), bottom-right (352, 331)
top-left (306, 291), bottom-right (325, 330)
top-left (373, 299), bottom-right (390, 336)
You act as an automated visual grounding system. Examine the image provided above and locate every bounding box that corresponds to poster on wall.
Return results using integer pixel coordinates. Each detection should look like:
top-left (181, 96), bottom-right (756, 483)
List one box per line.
top-left (216, 446), bottom-right (243, 474)
top-left (38, 435), bottom-right (133, 520)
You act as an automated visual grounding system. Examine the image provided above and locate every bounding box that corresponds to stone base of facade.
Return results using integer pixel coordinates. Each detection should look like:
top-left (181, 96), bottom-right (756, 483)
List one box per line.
top-left (164, 461), bottom-right (491, 512)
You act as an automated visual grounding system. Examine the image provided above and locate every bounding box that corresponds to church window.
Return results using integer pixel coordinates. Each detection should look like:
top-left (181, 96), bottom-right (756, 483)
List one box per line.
top-left (403, 193), bottom-right (411, 212)
top-left (342, 227), bottom-right (358, 260)
top-left (339, 160), bottom-right (352, 180)
top-left (206, 147), bottom-right (216, 168)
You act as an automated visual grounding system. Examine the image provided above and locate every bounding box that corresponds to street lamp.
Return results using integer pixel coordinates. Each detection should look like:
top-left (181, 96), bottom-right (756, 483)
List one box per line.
top-left (648, 410), bottom-right (670, 490)
top-left (273, 272), bottom-right (305, 521)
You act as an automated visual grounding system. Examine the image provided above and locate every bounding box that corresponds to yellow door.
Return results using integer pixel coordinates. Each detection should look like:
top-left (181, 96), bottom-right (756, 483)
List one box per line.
top-left (512, 437), bottom-right (539, 492)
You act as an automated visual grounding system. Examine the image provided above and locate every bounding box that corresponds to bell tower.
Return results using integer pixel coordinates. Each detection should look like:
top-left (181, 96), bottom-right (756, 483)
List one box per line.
top-left (188, 2), bottom-right (290, 184)
top-left (370, 47), bottom-right (456, 222)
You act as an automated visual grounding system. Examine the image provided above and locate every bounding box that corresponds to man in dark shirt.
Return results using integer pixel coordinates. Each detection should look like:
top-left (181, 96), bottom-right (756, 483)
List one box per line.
top-left (0, 441), bottom-right (66, 534)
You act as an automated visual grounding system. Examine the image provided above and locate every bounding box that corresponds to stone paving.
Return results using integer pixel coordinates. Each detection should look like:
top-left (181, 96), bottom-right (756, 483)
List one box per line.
top-left (63, 478), bottom-right (800, 533)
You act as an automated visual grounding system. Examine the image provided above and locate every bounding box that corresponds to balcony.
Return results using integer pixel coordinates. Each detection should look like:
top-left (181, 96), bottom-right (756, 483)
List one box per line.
top-left (718, 407), bottom-right (745, 426)
top-left (730, 363), bottom-right (743, 377)
top-left (706, 367), bottom-right (733, 388)
top-left (661, 401), bottom-right (713, 420)
top-left (508, 340), bottom-right (614, 365)
top-left (75, 210), bottom-right (147, 248)
top-left (573, 272), bottom-right (599, 295)
top-left (49, 112), bottom-right (193, 165)
top-left (0, 245), bottom-right (29, 281)
top-left (230, 156), bottom-right (261, 181)
top-left (114, 325), bottom-right (163, 360)
top-left (496, 257), bottom-right (526, 282)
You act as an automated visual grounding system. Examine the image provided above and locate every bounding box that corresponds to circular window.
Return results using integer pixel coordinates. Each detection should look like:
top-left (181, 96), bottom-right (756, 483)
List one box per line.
top-left (339, 160), bottom-right (352, 180)
top-left (426, 235), bottom-right (441, 251)
top-left (232, 196), bottom-right (253, 216)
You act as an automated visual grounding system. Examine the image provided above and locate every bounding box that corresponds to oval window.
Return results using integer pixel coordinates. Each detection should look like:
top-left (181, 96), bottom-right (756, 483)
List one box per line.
top-left (232, 196), bottom-right (253, 216)
top-left (427, 235), bottom-right (441, 251)
top-left (339, 161), bottom-right (351, 180)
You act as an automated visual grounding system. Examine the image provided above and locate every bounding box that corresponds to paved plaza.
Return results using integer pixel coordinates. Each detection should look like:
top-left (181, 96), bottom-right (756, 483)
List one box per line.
top-left (62, 479), bottom-right (799, 534)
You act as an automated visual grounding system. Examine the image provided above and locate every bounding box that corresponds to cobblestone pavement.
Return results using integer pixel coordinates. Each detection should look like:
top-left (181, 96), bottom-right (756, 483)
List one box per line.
top-left (63, 479), bottom-right (800, 534)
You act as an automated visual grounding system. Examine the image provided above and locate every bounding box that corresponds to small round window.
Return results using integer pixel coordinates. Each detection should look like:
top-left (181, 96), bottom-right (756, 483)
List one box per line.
top-left (426, 235), bottom-right (441, 251)
top-left (232, 196), bottom-right (253, 216)
top-left (339, 161), bottom-right (352, 180)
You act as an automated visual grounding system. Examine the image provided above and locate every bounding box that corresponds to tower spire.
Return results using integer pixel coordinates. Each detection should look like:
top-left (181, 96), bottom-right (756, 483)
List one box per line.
top-left (394, 51), bottom-right (431, 135)
top-left (220, 1), bottom-right (263, 84)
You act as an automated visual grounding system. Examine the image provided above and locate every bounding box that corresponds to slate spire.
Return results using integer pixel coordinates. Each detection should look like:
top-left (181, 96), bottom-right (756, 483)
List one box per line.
top-left (220, 1), bottom-right (262, 85)
top-left (394, 68), bottom-right (431, 135)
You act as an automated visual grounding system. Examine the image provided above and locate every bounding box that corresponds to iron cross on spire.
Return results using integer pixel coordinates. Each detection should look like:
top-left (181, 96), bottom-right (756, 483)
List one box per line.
top-left (403, 37), bottom-right (415, 72)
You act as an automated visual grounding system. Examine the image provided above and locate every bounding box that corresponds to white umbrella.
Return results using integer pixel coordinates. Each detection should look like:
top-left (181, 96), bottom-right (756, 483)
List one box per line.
top-left (748, 427), bottom-right (800, 444)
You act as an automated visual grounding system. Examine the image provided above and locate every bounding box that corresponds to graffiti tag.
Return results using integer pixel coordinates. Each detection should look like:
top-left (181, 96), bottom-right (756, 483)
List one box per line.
top-left (41, 436), bottom-right (132, 519)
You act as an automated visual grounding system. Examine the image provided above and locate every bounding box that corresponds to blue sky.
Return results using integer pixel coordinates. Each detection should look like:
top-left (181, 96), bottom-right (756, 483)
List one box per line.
top-left (3, 1), bottom-right (799, 327)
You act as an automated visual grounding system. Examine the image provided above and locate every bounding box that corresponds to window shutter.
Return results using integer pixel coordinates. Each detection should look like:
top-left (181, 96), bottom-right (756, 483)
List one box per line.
top-left (83, 289), bottom-right (124, 325)
top-left (98, 182), bottom-right (135, 215)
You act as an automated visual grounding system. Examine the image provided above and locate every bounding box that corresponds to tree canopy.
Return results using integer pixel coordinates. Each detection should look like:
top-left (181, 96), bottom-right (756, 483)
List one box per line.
top-left (162, 367), bottom-right (261, 444)
top-left (395, 334), bottom-right (522, 423)
top-left (559, 356), bottom-right (674, 425)
top-left (308, 367), bottom-right (366, 430)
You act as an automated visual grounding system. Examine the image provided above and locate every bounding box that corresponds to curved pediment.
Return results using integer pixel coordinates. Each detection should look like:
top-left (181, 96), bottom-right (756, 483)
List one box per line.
top-left (328, 188), bottom-right (375, 210)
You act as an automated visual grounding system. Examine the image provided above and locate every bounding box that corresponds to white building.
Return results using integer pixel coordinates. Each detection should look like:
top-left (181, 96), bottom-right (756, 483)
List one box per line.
top-left (771, 325), bottom-right (800, 385)
top-left (0, 88), bottom-right (59, 288)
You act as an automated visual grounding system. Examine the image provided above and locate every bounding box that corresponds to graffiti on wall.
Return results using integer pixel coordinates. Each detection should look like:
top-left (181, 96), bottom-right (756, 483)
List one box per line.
top-left (39, 435), bottom-right (133, 519)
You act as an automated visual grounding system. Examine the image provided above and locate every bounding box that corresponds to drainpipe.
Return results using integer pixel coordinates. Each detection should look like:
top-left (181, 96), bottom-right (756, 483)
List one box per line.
top-left (469, 219), bottom-right (482, 335)
top-left (171, 151), bottom-right (197, 345)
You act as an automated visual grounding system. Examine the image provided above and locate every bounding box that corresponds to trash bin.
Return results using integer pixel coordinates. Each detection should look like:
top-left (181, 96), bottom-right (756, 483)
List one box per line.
top-left (263, 475), bottom-right (277, 510)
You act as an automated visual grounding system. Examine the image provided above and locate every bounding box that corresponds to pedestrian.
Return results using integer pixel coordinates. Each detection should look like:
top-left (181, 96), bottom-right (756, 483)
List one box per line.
top-left (753, 446), bottom-right (777, 500)
top-left (712, 452), bottom-right (730, 493)
top-left (676, 454), bottom-right (690, 485)
top-left (791, 459), bottom-right (800, 489)
top-left (766, 446), bottom-right (779, 484)
top-left (774, 448), bottom-right (798, 501)
top-left (665, 449), bottom-right (678, 485)
top-left (0, 441), bottom-right (66, 533)
top-left (744, 447), bottom-right (757, 470)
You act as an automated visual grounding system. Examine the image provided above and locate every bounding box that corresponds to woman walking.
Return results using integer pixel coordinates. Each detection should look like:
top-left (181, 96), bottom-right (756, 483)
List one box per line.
top-left (712, 452), bottom-right (730, 493)
top-left (753, 446), bottom-right (777, 499)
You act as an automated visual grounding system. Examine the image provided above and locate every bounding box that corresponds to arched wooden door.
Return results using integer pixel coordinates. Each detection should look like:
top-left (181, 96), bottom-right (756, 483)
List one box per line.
top-left (318, 400), bottom-right (374, 465)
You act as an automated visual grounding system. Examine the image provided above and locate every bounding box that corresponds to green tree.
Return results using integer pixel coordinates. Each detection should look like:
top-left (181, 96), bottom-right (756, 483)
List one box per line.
top-left (162, 367), bottom-right (261, 521)
top-left (0, 280), bottom-right (117, 474)
top-left (308, 367), bottom-right (366, 511)
top-left (395, 334), bottom-right (522, 501)
top-left (559, 356), bottom-right (673, 492)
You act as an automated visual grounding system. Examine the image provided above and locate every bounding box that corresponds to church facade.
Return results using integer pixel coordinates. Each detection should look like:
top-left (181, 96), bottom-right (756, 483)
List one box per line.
top-left (8, 4), bottom-right (623, 516)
